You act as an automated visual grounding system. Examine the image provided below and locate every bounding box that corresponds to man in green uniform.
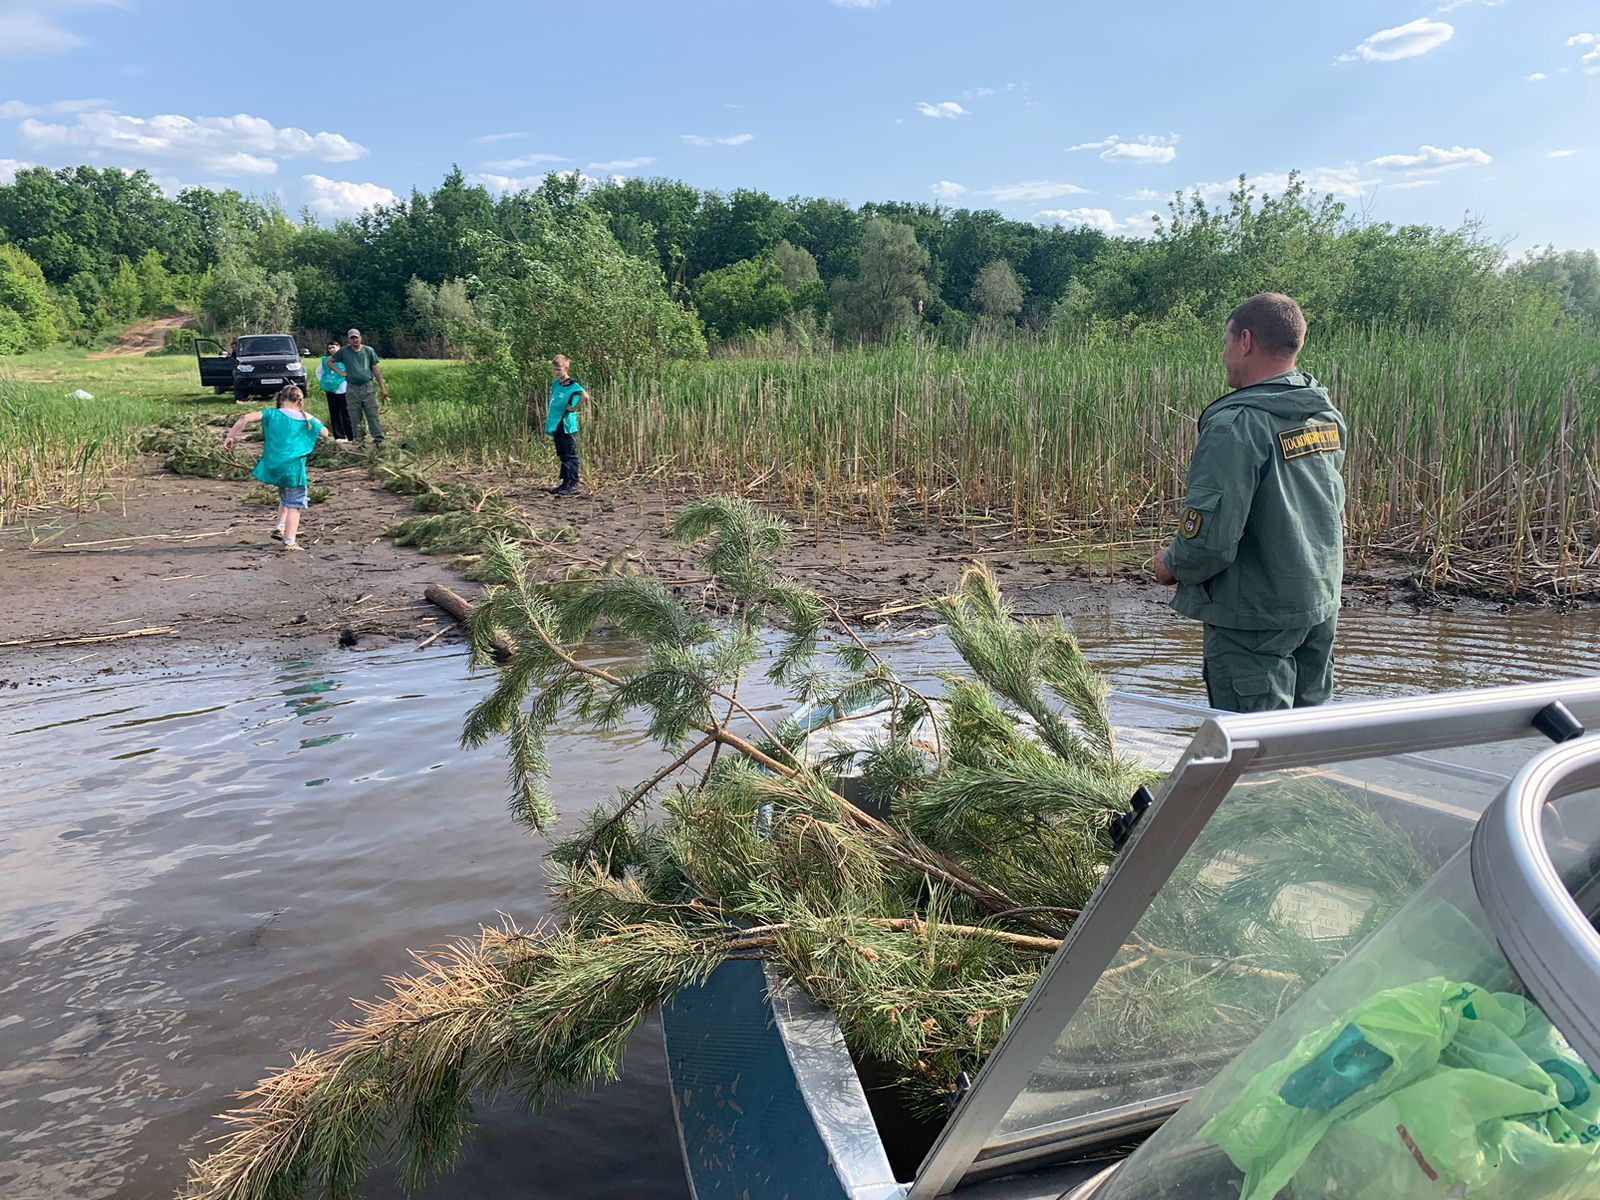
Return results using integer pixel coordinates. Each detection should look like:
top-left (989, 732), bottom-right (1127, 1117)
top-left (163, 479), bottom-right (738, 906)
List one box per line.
top-left (333, 327), bottom-right (389, 448)
top-left (1151, 293), bottom-right (1346, 712)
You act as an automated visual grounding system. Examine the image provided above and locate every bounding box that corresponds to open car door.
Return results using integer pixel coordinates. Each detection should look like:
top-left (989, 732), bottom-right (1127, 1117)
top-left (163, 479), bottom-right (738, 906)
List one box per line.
top-left (195, 337), bottom-right (235, 392)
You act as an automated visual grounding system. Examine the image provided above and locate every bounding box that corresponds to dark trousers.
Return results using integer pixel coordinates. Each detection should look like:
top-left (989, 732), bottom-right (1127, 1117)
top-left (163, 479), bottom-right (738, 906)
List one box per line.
top-left (552, 430), bottom-right (580, 486)
top-left (326, 392), bottom-right (354, 440)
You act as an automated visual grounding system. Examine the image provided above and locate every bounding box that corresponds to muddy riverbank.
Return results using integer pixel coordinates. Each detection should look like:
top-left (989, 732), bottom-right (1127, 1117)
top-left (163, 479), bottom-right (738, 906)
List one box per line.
top-left (0, 453), bottom-right (1555, 688)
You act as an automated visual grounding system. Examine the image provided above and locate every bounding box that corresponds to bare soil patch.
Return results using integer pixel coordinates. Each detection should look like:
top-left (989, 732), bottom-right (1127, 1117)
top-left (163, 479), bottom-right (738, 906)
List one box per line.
top-left (2, 459), bottom-right (1192, 686)
top-left (86, 314), bottom-right (195, 359)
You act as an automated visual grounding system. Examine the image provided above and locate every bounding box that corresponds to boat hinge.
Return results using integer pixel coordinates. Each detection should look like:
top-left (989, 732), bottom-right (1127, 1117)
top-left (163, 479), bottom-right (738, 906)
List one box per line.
top-left (1108, 785), bottom-right (1155, 851)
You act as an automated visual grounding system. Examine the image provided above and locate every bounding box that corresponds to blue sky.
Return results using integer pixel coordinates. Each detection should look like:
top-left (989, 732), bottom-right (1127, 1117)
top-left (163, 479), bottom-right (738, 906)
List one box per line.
top-left (0, 0), bottom-right (1595, 252)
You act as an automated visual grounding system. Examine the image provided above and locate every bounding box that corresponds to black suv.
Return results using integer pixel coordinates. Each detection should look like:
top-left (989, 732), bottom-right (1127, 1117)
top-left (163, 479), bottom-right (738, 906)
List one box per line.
top-left (196, 333), bottom-right (310, 400)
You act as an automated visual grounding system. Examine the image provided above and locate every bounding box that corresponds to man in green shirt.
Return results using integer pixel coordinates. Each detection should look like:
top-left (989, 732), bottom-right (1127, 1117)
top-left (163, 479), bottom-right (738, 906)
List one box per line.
top-left (333, 327), bottom-right (389, 448)
top-left (1152, 293), bottom-right (1347, 712)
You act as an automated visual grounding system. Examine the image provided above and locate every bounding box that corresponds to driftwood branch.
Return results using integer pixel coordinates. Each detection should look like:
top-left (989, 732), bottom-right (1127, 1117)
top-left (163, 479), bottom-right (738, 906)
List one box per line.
top-left (0, 625), bottom-right (176, 649)
top-left (423, 584), bottom-right (515, 661)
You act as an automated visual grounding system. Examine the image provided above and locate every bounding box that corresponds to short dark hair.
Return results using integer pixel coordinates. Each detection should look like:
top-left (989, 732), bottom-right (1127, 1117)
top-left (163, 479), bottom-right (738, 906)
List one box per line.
top-left (1227, 293), bottom-right (1306, 356)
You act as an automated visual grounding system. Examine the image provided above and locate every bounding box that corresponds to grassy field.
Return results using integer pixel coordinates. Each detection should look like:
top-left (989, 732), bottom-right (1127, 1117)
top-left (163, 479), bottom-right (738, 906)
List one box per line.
top-left (0, 353), bottom-right (461, 525)
top-left (6, 328), bottom-right (1600, 597)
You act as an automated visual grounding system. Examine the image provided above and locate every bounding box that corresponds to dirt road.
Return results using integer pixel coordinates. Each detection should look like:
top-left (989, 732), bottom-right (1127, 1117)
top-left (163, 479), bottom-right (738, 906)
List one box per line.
top-left (86, 314), bottom-right (195, 359)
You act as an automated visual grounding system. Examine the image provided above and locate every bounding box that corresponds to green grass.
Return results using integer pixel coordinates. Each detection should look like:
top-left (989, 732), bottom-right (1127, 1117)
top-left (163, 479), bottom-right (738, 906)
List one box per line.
top-left (6, 329), bottom-right (1600, 596)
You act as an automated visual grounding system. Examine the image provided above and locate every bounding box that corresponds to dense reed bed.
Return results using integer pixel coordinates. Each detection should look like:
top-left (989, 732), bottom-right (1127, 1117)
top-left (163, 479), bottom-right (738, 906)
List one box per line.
top-left (6, 326), bottom-right (1598, 598)
top-left (398, 327), bottom-right (1600, 598)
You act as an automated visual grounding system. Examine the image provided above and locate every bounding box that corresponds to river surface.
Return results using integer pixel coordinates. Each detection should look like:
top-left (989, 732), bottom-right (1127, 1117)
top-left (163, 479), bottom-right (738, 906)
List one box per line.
top-left (4, 603), bottom-right (1600, 1198)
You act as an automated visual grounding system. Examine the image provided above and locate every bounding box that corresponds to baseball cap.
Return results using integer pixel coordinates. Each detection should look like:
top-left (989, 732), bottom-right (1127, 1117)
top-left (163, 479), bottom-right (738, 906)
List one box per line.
top-left (346, 327), bottom-right (361, 338)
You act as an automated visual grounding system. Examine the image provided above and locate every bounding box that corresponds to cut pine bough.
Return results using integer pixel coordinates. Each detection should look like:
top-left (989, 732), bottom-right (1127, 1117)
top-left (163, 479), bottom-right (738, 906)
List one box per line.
top-left (184, 498), bottom-right (1437, 1200)
top-left (372, 455), bottom-right (578, 577)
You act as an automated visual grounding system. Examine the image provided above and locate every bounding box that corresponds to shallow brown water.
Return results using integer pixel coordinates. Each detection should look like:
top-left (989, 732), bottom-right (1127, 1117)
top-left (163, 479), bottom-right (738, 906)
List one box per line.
top-left (3, 603), bottom-right (1599, 1198)
top-left (0, 648), bottom-right (686, 1200)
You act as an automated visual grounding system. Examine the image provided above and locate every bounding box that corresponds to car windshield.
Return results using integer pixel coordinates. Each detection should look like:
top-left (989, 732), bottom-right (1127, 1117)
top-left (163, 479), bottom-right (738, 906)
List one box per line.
top-left (237, 336), bottom-right (298, 358)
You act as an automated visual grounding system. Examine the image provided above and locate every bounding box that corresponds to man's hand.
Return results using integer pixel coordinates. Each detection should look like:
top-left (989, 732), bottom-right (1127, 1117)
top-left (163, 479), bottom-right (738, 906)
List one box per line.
top-left (1151, 549), bottom-right (1177, 587)
top-left (222, 434), bottom-right (235, 451)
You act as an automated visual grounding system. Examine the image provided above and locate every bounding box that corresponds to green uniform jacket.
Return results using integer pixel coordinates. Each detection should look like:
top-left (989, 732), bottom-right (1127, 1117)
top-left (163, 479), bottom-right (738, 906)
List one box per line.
top-left (1166, 371), bottom-right (1346, 630)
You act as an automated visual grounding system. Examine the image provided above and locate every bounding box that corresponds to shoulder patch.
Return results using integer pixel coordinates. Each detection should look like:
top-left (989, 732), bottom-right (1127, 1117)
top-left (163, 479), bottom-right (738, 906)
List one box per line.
top-left (1180, 509), bottom-right (1203, 539)
top-left (1279, 422), bottom-right (1342, 460)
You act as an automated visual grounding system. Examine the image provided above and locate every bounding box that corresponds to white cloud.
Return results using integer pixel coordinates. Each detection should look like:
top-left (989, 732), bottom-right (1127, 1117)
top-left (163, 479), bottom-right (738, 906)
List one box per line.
top-left (1338, 18), bottom-right (1454, 64)
top-left (1435, 0), bottom-right (1502, 10)
top-left (1526, 72), bottom-right (1547, 81)
top-left (1567, 33), bottom-right (1598, 46)
top-left (1547, 149), bottom-right (1581, 158)
top-left (1036, 207), bottom-right (1158, 236)
top-left (925, 178), bottom-right (1091, 206)
top-left (1369, 144), bottom-right (1492, 172)
top-left (985, 179), bottom-right (1090, 203)
top-left (469, 168), bottom-right (603, 196)
top-left (1586, 46), bottom-right (1600, 74)
top-left (1104, 142), bottom-right (1176, 165)
top-left (916, 100), bottom-right (969, 119)
top-left (679, 132), bottom-right (754, 146)
top-left (587, 156), bottom-right (655, 171)
top-left (473, 131), bottom-right (527, 144)
top-left (0, 1), bottom-right (121, 58)
top-left (0, 157), bottom-right (34, 184)
top-left (0, 97), bottom-right (113, 118)
top-left (469, 172), bottom-right (540, 195)
top-left (302, 174), bottom-right (398, 220)
top-left (16, 109), bottom-right (368, 177)
top-left (831, 0), bottom-right (886, 8)
top-left (1187, 166), bottom-right (1377, 203)
top-left (482, 152), bottom-right (567, 170)
top-left (1125, 188), bottom-right (1164, 201)
top-left (1387, 179), bottom-right (1442, 190)
top-left (1068, 133), bottom-right (1179, 164)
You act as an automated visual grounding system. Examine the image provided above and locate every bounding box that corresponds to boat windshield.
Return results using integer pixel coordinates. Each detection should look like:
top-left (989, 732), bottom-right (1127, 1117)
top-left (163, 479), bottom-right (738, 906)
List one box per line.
top-left (992, 744), bottom-right (1531, 1143)
top-left (1091, 737), bottom-right (1600, 1200)
top-left (907, 679), bottom-right (1600, 1197)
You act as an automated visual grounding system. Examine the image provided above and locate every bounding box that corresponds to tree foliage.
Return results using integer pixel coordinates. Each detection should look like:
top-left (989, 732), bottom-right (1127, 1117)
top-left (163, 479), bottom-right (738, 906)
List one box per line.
top-left (692, 255), bottom-right (793, 341)
top-left (199, 255), bottom-right (298, 333)
top-left (1508, 247), bottom-right (1600, 325)
top-left (0, 162), bottom-right (1591, 355)
top-left (0, 243), bottom-right (60, 352)
top-left (456, 193), bottom-right (705, 409)
top-left (831, 216), bottom-right (931, 343)
top-left (970, 259), bottom-right (1024, 322)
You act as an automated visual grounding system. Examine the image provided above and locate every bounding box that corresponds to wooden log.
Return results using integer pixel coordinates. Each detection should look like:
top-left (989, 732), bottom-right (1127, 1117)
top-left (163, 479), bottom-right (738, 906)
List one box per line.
top-left (424, 584), bottom-right (515, 661)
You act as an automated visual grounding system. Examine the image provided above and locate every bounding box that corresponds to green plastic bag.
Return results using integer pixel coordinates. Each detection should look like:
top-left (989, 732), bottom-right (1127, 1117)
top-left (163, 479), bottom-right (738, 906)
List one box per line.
top-left (1200, 977), bottom-right (1600, 1199)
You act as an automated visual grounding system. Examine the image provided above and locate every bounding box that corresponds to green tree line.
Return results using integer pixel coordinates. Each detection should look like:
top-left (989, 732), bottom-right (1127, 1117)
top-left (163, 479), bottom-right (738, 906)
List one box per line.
top-left (1, 162), bottom-right (1596, 360)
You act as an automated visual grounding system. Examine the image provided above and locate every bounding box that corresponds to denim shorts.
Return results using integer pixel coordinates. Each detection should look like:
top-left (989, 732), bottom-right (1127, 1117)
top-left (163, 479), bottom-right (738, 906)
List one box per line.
top-left (279, 486), bottom-right (310, 510)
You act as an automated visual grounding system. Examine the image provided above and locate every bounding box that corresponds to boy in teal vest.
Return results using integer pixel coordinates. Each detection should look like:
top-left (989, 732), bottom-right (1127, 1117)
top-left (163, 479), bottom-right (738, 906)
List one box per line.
top-left (545, 353), bottom-right (587, 496)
